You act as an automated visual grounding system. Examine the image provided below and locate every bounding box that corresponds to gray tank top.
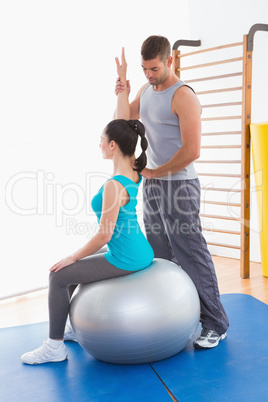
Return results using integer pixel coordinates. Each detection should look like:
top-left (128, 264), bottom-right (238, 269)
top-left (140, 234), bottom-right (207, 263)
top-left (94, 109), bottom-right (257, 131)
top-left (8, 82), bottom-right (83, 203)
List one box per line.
top-left (140, 81), bottom-right (198, 181)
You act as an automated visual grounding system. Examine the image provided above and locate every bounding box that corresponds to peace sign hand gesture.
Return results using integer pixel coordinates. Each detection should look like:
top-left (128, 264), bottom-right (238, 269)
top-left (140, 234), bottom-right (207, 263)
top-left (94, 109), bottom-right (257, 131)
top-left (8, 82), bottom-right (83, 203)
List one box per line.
top-left (115, 47), bottom-right (127, 82)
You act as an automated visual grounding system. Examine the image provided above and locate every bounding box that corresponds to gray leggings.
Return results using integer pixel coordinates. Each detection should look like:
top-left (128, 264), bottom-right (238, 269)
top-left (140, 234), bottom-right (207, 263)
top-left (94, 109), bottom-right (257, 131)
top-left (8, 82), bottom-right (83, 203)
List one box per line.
top-left (48, 250), bottom-right (133, 339)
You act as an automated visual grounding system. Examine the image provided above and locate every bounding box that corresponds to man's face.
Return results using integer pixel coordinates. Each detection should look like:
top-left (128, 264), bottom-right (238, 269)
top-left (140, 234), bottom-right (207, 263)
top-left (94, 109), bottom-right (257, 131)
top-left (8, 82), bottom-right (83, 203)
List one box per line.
top-left (141, 56), bottom-right (170, 86)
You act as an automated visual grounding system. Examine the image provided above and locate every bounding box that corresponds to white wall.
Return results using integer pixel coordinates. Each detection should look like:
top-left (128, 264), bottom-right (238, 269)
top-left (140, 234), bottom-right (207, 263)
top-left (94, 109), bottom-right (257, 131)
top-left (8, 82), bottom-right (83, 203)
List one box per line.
top-left (0, 0), bottom-right (190, 298)
top-left (187, 0), bottom-right (268, 262)
top-left (2, 0), bottom-right (266, 299)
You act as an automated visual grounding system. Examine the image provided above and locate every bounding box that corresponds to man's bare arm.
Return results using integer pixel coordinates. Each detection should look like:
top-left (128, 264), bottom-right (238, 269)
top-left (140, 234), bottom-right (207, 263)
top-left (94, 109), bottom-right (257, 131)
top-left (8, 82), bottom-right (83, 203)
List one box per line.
top-left (114, 48), bottom-right (130, 120)
top-left (114, 75), bottom-right (147, 120)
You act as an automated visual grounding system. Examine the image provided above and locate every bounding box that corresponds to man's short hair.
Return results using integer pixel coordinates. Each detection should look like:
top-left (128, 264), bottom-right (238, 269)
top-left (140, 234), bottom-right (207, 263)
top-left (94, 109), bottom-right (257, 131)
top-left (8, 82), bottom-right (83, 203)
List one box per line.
top-left (141, 36), bottom-right (171, 62)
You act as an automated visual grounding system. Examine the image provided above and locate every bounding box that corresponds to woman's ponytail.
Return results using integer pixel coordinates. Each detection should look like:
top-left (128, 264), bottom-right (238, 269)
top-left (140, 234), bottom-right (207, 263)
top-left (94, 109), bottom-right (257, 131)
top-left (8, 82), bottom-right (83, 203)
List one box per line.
top-left (105, 119), bottom-right (148, 172)
top-left (127, 120), bottom-right (148, 172)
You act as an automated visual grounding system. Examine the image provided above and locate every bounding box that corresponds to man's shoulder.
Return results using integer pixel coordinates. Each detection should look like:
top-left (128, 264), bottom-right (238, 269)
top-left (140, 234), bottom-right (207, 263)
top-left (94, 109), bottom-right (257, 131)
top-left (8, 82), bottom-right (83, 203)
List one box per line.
top-left (173, 84), bottom-right (197, 102)
top-left (174, 82), bottom-right (195, 94)
top-left (172, 84), bottom-right (201, 115)
top-left (138, 83), bottom-right (150, 98)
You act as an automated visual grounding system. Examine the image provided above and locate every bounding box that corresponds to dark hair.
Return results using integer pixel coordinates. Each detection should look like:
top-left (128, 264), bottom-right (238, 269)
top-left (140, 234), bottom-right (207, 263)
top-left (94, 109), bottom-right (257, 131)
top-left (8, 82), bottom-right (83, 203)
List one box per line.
top-left (105, 119), bottom-right (148, 172)
top-left (141, 35), bottom-right (171, 62)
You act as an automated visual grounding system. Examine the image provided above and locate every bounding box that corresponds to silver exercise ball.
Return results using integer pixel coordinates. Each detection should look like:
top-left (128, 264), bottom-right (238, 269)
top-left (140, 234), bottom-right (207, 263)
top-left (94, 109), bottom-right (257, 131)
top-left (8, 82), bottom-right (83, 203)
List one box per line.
top-left (69, 258), bottom-right (200, 364)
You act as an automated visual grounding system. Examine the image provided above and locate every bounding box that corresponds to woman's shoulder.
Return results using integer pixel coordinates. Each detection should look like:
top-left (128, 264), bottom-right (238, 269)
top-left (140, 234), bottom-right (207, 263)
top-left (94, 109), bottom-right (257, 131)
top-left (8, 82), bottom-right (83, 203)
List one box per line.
top-left (111, 173), bottom-right (142, 185)
top-left (103, 178), bottom-right (124, 193)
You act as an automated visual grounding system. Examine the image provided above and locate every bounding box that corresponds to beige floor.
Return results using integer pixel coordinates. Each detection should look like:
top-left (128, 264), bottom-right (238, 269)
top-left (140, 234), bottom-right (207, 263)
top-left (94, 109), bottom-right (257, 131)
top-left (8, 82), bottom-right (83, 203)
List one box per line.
top-left (214, 256), bottom-right (268, 304)
top-left (0, 256), bottom-right (267, 329)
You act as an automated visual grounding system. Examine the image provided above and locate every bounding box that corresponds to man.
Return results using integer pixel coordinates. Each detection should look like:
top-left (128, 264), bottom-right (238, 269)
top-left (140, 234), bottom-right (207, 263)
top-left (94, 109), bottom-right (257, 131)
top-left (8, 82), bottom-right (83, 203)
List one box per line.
top-left (114, 36), bottom-right (229, 348)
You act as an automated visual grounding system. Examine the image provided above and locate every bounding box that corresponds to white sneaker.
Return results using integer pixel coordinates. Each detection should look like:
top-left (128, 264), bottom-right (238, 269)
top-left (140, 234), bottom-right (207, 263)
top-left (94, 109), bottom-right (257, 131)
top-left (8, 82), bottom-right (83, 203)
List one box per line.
top-left (21, 340), bottom-right (68, 365)
top-left (193, 328), bottom-right (227, 349)
top-left (64, 321), bottom-right (77, 342)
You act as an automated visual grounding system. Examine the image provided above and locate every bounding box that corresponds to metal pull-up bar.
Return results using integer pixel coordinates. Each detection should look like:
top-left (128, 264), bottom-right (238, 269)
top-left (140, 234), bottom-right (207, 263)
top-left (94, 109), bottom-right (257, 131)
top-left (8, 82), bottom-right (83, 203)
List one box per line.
top-left (172, 39), bottom-right (201, 50)
top-left (247, 23), bottom-right (268, 51)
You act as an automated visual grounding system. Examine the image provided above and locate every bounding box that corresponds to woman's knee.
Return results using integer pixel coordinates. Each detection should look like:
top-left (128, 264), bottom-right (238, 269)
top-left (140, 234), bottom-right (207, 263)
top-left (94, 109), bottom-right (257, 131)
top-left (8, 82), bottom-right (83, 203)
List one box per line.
top-left (49, 270), bottom-right (68, 288)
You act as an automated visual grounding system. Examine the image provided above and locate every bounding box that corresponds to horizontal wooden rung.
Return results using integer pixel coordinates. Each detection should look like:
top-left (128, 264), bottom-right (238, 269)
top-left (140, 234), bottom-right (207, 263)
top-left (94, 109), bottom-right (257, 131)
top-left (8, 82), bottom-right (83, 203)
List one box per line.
top-left (177, 57), bottom-right (243, 72)
top-left (184, 72), bottom-right (243, 84)
top-left (176, 42), bottom-right (243, 58)
top-left (203, 228), bottom-right (241, 235)
top-left (201, 116), bottom-right (242, 121)
top-left (195, 160), bottom-right (241, 163)
top-left (202, 101), bottom-right (242, 108)
top-left (198, 173), bottom-right (241, 178)
top-left (201, 145), bottom-right (241, 149)
top-left (206, 242), bottom-right (241, 250)
top-left (201, 187), bottom-right (241, 192)
top-left (200, 213), bottom-right (241, 221)
top-left (201, 200), bottom-right (241, 207)
top-left (202, 131), bottom-right (242, 136)
top-left (196, 87), bottom-right (243, 95)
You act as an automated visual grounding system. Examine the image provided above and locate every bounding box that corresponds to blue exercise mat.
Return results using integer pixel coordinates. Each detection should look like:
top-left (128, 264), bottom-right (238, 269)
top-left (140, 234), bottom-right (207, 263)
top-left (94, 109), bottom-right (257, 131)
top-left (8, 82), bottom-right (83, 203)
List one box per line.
top-left (1, 294), bottom-right (267, 401)
top-left (152, 293), bottom-right (268, 402)
top-left (0, 322), bottom-right (170, 402)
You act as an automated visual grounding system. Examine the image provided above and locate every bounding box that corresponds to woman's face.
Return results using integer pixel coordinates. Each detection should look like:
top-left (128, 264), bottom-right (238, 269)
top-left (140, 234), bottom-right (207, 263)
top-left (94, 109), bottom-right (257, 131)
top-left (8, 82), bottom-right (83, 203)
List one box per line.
top-left (99, 132), bottom-right (112, 159)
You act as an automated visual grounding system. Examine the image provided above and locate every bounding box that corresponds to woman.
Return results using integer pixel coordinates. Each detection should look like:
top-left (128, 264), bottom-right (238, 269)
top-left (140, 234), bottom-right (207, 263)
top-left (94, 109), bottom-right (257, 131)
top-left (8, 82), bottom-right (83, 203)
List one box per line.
top-left (21, 54), bottom-right (154, 364)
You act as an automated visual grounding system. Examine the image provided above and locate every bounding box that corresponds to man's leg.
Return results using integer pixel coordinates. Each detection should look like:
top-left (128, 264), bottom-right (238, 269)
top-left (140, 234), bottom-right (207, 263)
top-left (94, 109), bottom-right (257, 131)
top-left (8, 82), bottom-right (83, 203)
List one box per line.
top-left (143, 178), bottom-right (175, 261)
top-left (156, 178), bottom-right (229, 338)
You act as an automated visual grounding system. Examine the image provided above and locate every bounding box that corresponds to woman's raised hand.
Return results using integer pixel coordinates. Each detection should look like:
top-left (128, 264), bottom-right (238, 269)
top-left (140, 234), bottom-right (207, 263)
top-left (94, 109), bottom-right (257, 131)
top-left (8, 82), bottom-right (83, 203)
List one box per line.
top-left (115, 47), bottom-right (127, 81)
top-left (114, 47), bottom-right (131, 118)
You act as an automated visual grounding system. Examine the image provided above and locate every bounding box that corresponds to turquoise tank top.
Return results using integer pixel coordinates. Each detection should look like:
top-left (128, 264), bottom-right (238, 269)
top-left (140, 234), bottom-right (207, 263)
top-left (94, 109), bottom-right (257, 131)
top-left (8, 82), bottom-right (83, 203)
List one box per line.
top-left (91, 174), bottom-right (154, 270)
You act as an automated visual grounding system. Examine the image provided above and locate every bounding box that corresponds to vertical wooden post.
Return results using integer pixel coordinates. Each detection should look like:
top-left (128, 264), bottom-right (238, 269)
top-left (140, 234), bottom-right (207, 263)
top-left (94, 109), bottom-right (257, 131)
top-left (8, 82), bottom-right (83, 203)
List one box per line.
top-left (172, 49), bottom-right (181, 78)
top-left (240, 34), bottom-right (252, 278)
